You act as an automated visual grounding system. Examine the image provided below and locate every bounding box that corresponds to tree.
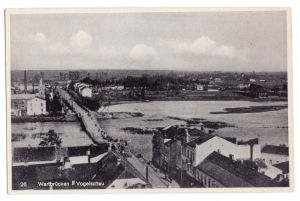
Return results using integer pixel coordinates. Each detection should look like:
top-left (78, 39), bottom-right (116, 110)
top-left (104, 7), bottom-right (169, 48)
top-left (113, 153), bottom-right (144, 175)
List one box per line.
top-left (39, 129), bottom-right (63, 146)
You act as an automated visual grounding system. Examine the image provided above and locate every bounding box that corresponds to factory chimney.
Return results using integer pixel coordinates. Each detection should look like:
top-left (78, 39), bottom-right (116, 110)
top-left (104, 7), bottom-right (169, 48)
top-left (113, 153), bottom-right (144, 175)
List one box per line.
top-left (24, 70), bottom-right (27, 94)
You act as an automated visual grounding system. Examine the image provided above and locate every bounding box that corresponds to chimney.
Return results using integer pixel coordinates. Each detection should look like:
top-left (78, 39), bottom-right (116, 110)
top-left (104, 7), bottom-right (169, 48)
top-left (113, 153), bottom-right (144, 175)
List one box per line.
top-left (229, 154), bottom-right (234, 161)
top-left (24, 70), bottom-right (27, 94)
top-left (86, 149), bottom-right (91, 163)
top-left (64, 157), bottom-right (71, 169)
top-left (185, 129), bottom-right (190, 143)
top-left (250, 144), bottom-right (254, 161)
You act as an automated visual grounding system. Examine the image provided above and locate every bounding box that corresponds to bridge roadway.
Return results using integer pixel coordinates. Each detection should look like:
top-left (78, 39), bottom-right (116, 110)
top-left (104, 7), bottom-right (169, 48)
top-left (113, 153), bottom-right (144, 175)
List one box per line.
top-left (57, 88), bottom-right (107, 144)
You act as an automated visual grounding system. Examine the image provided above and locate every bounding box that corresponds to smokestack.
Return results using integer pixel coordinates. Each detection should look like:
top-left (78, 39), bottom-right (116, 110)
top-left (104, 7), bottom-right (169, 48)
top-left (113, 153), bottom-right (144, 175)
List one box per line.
top-left (86, 149), bottom-right (91, 163)
top-left (24, 70), bottom-right (27, 94)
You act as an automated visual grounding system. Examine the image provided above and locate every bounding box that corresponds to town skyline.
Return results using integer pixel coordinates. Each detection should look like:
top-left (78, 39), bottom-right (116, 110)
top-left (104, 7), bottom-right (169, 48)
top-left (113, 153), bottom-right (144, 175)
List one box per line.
top-left (10, 11), bottom-right (287, 72)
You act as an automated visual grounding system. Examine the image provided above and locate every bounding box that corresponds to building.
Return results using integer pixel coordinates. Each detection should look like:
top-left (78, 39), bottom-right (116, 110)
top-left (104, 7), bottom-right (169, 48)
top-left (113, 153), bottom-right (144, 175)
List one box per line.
top-left (11, 87), bottom-right (16, 95)
top-left (261, 145), bottom-right (289, 166)
top-left (195, 151), bottom-right (283, 187)
top-left (194, 83), bottom-right (204, 91)
top-left (59, 72), bottom-right (68, 81)
top-left (273, 161), bottom-right (289, 180)
top-left (69, 71), bottom-right (80, 81)
top-left (27, 97), bottom-right (47, 116)
top-left (214, 78), bottom-right (223, 83)
top-left (12, 145), bottom-right (150, 190)
top-left (79, 87), bottom-right (92, 97)
top-left (11, 94), bottom-right (36, 116)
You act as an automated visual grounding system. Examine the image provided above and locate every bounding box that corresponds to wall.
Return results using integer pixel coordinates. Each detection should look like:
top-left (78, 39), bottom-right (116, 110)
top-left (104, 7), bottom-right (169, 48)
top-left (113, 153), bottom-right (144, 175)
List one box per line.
top-left (195, 169), bottom-right (224, 188)
top-left (81, 88), bottom-right (92, 97)
top-left (27, 98), bottom-right (46, 116)
top-left (261, 153), bottom-right (289, 166)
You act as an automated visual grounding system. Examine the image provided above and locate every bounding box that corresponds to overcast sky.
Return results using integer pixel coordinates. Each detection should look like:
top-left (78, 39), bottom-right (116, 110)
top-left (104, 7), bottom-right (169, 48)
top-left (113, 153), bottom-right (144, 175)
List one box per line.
top-left (10, 11), bottom-right (287, 72)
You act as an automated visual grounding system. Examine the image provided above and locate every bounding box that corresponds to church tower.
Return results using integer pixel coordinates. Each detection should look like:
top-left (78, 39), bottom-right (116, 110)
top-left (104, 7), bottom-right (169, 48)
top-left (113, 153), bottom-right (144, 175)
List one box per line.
top-left (38, 78), bottom-right (45, 99)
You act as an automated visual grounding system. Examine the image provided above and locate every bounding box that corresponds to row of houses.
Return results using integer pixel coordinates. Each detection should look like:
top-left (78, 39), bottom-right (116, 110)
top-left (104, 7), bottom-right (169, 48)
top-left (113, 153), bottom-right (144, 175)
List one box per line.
top-left (152, 126), bottom-right (289, 188)
top-left (12, 144), bottom-right (150, 190)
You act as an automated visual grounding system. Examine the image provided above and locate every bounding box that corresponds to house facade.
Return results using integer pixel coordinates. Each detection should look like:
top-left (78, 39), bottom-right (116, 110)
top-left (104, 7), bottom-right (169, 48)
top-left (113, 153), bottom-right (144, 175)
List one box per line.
top-left (80, 87), bottom-right (92, 97)
top-left (27, 97), bottom-right (47, 116)
top-left (11, 94), bottom-right (36, 116)
top-left (261, 145), bottom-right (289, 166)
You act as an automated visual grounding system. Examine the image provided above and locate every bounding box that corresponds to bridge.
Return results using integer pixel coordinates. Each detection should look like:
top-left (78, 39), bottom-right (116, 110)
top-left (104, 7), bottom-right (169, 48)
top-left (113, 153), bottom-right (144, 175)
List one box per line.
top-left (56, 87), bottom-right (179, 188)
top-left (57, 88), bottom-right (108, 144)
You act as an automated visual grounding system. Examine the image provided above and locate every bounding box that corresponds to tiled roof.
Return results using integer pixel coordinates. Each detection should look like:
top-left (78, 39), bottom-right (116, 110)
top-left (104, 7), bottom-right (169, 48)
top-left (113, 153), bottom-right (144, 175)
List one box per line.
top-left (186, 133), bottom-right (214, 147)
top-left (13, 147), bottom-right (56, 163)
top-left (273, 161), bottom-right (289, 174)
top-left (11, 94), bottom-right (36, 100)
top-left (261, 145), bottom-right (289, 156)
top-left (196, 152), bottom-right (280, 187)
top-left (36, 162), bottom-right (99, 181)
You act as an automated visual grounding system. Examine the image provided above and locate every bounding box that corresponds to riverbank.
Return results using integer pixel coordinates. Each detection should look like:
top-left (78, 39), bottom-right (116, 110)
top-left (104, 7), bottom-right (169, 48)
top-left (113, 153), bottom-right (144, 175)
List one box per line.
top-left (11, 115), bottom-right (79, 123)
top-left (94, 112), bottom-right (144, 119)
top-left (210, 105), bottom-right (288, 114)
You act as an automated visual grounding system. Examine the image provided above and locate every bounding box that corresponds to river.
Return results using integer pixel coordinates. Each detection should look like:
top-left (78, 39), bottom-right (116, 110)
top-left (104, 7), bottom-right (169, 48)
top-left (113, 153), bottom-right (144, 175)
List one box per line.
top-left (11, 101), bottom-right (288, 161)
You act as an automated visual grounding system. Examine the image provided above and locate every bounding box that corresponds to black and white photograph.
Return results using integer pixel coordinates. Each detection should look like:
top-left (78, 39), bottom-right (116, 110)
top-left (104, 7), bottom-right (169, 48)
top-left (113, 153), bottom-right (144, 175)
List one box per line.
top-left (6, 8), bottom-right (293, 193)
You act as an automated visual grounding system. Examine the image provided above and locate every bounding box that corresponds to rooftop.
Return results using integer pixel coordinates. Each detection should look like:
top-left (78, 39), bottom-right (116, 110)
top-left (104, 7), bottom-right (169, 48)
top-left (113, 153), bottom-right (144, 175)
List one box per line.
top-left (186, 133), bottom-right (215, 148)
top-left (261, 145), bottom-right (289, 156)
top-left (196, 152), bottom-right (280, 187)
top-left (273, 161), bottom-right (289, 174)
top-left (11, 94), bottom-right (36, 100)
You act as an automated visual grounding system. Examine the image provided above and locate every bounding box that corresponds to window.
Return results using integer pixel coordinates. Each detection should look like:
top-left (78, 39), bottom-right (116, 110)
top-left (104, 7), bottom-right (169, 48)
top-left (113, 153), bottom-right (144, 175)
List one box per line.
top-left (269, 160), bottom-right (272, 164)
top-left (22, 101), bottom-right (25, 108)
top-left (41, 103), bottom-right (43, 106)
top-left (14, 102), bottom-right (18, 108)
top-left (41, 109), bottom-right (43, 113)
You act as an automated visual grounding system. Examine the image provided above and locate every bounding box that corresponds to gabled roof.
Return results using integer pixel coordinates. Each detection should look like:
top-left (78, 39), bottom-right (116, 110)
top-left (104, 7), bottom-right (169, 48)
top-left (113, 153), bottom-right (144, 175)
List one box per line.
top-left (261, 145), bottom-right (289, 156)
top-left (273, 161), bottom-right (289, 174)
top-left (196, 152), bottom-right (280, 187)
top-left (186, 133), bottom-right (214, 148)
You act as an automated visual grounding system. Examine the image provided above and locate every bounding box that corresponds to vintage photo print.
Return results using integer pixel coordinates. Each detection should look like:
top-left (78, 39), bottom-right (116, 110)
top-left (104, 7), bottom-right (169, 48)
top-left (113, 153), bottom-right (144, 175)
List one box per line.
top-left (6, 8), bottom-right (293, 194)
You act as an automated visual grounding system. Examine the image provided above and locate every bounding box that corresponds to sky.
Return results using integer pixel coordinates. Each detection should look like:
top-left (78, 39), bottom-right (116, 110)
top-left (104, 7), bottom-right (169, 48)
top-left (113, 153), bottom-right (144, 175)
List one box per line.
top-left (9, 11), bottom-right (287, 72)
